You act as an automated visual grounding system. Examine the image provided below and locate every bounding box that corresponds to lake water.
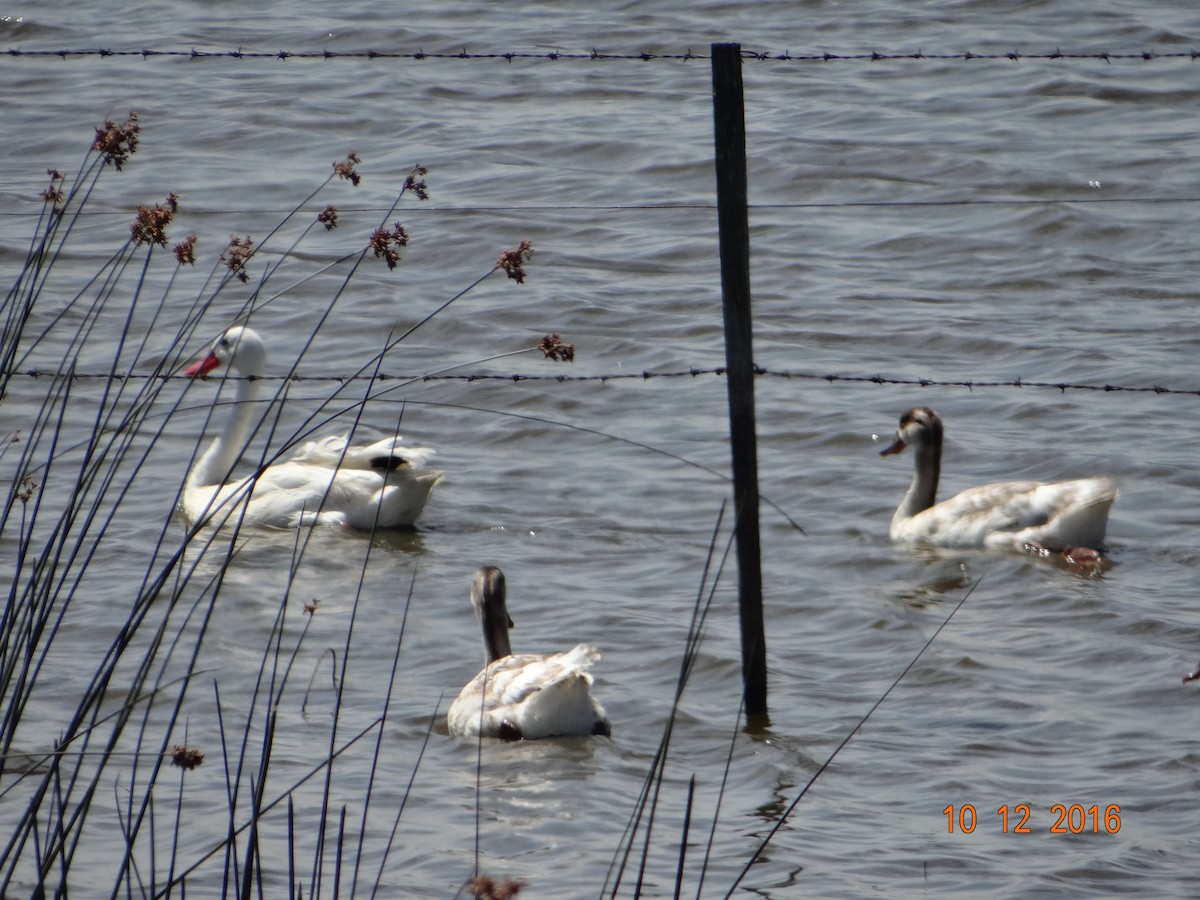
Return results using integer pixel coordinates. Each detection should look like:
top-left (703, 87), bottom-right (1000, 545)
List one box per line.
top-left (2, 1), bottom-right (1200, 896)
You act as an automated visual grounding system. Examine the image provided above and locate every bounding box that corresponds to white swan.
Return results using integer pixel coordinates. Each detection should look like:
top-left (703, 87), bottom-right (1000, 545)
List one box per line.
top-left (182, 326), bottom-right (442, 529)
top-left (881, 406), bottom-right (1117, 553)
top-left (447, 566), bottom-right (611, 741)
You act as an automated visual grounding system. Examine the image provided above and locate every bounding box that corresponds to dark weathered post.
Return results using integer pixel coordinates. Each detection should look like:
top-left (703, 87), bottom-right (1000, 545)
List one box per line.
top-left (711, 42), bottom-right (767, 717)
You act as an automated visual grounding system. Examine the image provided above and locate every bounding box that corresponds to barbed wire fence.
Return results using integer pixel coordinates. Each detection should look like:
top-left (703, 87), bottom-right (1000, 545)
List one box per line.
top-left (6, 368), bottom-right (1199, 396)
top-left (4, 43), bottom-right (1197, 405)
top-left (4, 47), bottom-right (1200, 62)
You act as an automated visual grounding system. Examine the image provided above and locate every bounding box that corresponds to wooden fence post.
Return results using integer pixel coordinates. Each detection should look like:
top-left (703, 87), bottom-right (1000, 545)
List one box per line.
top-left (711, 42), bottom-right (767, 717)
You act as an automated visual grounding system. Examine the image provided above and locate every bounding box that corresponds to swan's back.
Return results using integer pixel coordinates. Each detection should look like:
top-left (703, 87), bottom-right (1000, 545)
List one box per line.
top-left (448, 643), bottom-right (610, 740)
top-left (288, 435), bottom-right (437, 473)
top-left (893, 475), bottom-right (1117, 550)
top-left (184, 452), bottom-right (441, 529)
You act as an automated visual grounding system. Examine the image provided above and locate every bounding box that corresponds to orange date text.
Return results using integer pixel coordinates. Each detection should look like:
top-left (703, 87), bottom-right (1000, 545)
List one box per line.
top-left (942, 804), bottom-right (1121, 834)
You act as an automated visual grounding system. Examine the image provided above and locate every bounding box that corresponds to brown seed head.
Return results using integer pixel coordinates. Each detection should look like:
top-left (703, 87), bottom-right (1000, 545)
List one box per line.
top-left (468, 876), bottom-right (524, 900)
top-left (403, 164), bottom-right (430, 201)
top-left (496, 239), bottom-right (533, 284)
top-left (169, 744), bottom-right (205, 771)
top-left (317, 204), bottom-right (339, 230)
top-left (304, 598), bottom-right (319, 616)
top-left (221, 235), bottom-right (255, 283)
top-left (92, 112), bottom-right (140, 171)
top-left (40, 169), bottom-right (65, 209)
top-left (538, 333), bottom-right (575, 363)
top-left (173, 234), bottom-right (198, 266)
top-left (369, 222), bottom-right (409, 270)
top-left (130, 193), bottom-right (178, 247)
top-left (333, 151), bottom-right (362, 187)
top-left (15, 473), bottom-right (38, 505)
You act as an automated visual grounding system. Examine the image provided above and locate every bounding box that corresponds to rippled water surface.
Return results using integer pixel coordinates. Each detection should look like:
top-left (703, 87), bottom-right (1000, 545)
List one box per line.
top-left (2, 1), bottom-right (1200, 896)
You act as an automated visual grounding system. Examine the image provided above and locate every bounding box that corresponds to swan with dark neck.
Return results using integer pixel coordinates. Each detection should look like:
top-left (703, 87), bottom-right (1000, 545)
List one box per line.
top-left (447, 566), bottom-right (611, 741)
top-left (881, 406), bottom-right (1116, 554)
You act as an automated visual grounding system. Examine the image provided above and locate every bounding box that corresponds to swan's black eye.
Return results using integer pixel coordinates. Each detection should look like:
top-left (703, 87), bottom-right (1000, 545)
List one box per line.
top-left (218, 337), bottom-right (230, 348)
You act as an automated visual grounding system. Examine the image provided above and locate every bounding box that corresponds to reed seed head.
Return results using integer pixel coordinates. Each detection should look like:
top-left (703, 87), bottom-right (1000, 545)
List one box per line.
top-left (92, 111), bottom-right (140, 171)
top-left (496, 239), bottom-right (533, 284)
top-left (15, 473), bottom-right (38, 505)
top-left (220, 235), bottom-right (255, 283)
top-left (40, 169), bottom-right (65, 210)
top-left (169, 744), bottom-right (204, 771)
top-left (538, 333), bottom-right (575, 363)
top-left (468, 876), bottom-right (524, 899)
top-left (317, 204), bottom-right (339, 230)
top-left (369, 222), bottom-right (409, 269)
top-left (304, 598), bottom-right (319, 616)
top-left (333, 151), bottom-right (362, 186)
top-left (173, 234), bottom-right (198, 266)
top-left (130, 193), bottom-right (179, 247)
top-left (403, 164), bottom-right (430, 200)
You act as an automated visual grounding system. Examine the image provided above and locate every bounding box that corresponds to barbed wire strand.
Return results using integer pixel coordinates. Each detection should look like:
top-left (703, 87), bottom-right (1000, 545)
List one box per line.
top-left (8, 367), bottom-right (1198, 396)
top-left (3, 47), bottom-right (1198, 63)
top-left (6, 195), bottom-right (1200, 222)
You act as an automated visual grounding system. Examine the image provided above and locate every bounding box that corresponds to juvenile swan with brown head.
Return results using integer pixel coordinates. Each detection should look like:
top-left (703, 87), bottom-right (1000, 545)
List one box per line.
top-left (448, 566), bottom-right (611, 741)
top-left (881, 406), bottom-right (1116, 553)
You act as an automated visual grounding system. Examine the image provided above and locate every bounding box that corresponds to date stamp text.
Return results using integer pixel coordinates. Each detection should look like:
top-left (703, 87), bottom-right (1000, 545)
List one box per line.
top-left (943, 804), bottom-right (1121, 834)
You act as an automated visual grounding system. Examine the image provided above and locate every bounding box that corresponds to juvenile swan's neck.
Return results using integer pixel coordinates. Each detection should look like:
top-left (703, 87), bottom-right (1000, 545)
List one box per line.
top-left (474, 566), bottom-right (513, 664)
top-left (894, 441), bottom-right (941, 525)
top-left (189, 376), bottom-right (260, 489)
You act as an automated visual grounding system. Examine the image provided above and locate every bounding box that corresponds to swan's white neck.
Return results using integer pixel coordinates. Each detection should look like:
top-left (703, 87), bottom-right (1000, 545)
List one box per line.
top-left (188, 375), bottom-right (260, 489)
top-left (892, 441), bottom-right (941, 527)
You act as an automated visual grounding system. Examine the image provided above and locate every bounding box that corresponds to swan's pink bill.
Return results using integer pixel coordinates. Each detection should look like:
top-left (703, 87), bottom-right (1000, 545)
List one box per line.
top-left (185, 351), bottom-right (221, 377)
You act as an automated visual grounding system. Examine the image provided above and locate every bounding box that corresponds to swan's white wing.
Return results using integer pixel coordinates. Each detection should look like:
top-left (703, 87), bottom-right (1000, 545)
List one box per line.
top-left (1002, 477), bottom-right (1117, 550)
top-left (185, 458), bottom-right (441, 529)
top-left (320, 466), bottom-right (443, 529)
top-left (897, 477), bottom-right (1117, 550)
top-left (447, 644), bottom-right (609, 740)
top-left (287, 435), bottom-right (437, 472)
top-left (490, 644), bottom-right (599, 705)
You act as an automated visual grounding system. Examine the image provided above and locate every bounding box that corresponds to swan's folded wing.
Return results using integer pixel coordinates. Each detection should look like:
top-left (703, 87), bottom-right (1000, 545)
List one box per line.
top-left (490, 645), bottom-right (600, 707)
top-left (908, 477), bottom-right (1118, 549)
top-left (249, 460), bottom-right (337, 494)
top-left (287, 435), bottom-right (351, 466)
top-left (288, 435), bottom-right (437, 472)
top-left (906, 480), bottom-right (1042, 544)
top-left (448, 645), bottom-right (607, 739)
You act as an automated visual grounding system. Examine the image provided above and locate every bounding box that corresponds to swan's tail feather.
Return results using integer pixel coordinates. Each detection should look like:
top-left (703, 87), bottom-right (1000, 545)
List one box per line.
top-left (1029, 477), bottom-right (1118, 552)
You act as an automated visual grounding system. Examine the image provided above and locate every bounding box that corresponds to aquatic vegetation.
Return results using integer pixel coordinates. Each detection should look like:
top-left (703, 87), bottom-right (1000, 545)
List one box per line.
top-left (0, 116), bottom-right (562, 895)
